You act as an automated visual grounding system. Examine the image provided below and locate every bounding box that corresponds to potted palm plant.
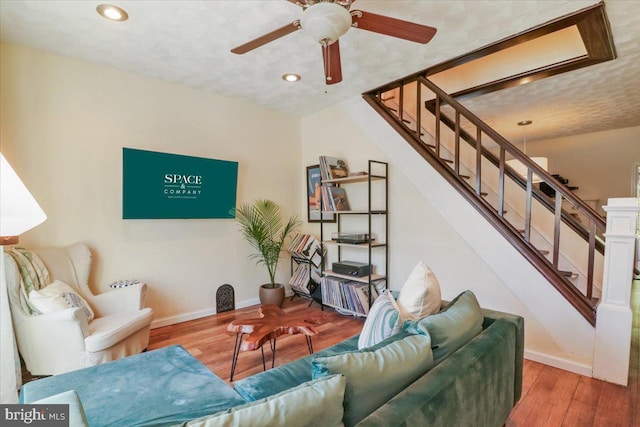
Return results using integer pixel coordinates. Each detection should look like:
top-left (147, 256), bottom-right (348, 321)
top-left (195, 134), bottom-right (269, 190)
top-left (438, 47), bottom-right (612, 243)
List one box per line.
top-left (233, 199), bottom-right (301, 307)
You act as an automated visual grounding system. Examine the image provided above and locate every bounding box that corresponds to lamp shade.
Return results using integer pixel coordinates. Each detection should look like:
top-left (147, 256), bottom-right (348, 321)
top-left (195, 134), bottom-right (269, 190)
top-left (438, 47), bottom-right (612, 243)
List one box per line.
top-left (506, 157), bottom-right (549, 184)
top-left (300, 2), bottom-right (352, 44)
top-left (0, 153), bottom-right (46, 237)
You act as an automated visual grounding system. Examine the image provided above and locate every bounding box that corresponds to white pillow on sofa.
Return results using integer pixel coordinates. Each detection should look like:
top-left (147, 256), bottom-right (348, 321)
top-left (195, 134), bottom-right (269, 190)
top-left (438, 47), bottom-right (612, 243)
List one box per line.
top-left (358, 291), bottom-right (402, 350)
top-left (29, 280), bottom-right (95, 322)
top-left (396, 261), bottom-right (441, 320)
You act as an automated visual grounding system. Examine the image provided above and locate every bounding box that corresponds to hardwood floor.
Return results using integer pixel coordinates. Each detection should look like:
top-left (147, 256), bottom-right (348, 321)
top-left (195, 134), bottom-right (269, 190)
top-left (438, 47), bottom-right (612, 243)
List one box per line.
top-left (506, 279), bottom-right (639, 427)
top-left (148, 297), bottom-right (364, 385)
top-left (149, 284), bottom-right (640, 426)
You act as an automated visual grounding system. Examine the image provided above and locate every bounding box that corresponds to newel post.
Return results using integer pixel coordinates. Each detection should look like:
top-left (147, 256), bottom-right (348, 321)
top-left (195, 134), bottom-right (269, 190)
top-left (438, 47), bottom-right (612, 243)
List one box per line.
top-left (592, 198), bottom-right (639, 385)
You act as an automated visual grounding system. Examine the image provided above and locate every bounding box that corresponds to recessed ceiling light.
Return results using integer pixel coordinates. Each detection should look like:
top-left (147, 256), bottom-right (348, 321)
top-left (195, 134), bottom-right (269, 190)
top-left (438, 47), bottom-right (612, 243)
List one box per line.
top-left (517, 120), bottom-right (533, 126)
top-left (96, 4), bottom-right (129, 22)
top-left (282, 74), bottom-right (301, 82)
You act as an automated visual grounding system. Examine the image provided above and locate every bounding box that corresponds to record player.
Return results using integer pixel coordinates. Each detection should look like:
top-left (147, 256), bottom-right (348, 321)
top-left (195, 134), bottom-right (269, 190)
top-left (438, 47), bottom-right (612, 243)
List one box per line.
top-left (331, 232), bottom-right (371, 244)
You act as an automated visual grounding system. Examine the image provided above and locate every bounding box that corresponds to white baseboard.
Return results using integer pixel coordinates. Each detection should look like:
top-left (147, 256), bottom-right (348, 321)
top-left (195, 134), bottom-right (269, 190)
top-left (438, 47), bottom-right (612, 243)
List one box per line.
top-left (524, 349), bottom-right (593, 377)
top-left (151, 292), bottom-right (294, 329)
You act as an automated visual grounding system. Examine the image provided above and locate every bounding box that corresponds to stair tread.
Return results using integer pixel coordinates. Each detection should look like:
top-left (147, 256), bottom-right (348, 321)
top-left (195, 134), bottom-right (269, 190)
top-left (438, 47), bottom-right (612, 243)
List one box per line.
top-left (560, 270), bottom-right (579, 280)
top-left (440, 158), bottom-right (454, 164)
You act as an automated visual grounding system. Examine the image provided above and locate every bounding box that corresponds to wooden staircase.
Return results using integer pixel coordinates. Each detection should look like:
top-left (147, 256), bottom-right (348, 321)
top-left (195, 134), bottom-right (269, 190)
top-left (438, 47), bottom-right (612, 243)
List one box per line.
top-left (363, 77), bottom-right (606, 325)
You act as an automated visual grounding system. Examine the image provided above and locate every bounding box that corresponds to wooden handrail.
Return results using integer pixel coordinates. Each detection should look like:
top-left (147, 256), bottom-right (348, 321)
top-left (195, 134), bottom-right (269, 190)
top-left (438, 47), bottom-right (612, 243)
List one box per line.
top-left (417, 76), bottom-right (606, 231)
top-left (363, 78), bottom-right (602, 326)
top-left (423, 98), bottom-right (606, 254)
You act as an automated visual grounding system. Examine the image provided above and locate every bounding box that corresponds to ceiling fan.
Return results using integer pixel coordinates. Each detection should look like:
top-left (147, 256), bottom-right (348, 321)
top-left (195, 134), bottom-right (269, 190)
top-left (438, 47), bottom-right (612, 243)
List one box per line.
top-left (230, 0), bottom-right (437, 85)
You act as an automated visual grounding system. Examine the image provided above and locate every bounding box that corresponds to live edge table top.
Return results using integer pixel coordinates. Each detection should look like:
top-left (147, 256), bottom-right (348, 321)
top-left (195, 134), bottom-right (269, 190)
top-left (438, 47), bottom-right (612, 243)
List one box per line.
top-left (227, 305), bottom-right (321, 351)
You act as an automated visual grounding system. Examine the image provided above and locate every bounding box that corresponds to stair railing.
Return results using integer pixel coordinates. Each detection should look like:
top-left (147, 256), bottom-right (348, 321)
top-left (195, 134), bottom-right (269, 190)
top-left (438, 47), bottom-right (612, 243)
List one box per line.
top-left (425, 100), bottom-right (606, 255)
top-left (363, 76), bottom-right (606, 325)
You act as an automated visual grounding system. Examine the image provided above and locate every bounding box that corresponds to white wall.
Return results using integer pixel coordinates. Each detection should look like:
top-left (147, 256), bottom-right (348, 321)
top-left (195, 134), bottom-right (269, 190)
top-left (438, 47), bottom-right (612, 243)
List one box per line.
top-left (3, 42), bottom-right (625, 375)
top-left (301, 97), bottom-right (596, 375)
top-left (527, 126), bottom-right (640, 215)
top-left (0, 43), bottom-right (301, 326)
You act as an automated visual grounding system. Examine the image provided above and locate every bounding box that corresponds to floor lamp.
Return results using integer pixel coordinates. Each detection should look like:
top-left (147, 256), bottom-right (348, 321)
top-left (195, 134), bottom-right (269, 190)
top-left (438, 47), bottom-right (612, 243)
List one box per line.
top-left (0, 153), bottom-right (47, 403)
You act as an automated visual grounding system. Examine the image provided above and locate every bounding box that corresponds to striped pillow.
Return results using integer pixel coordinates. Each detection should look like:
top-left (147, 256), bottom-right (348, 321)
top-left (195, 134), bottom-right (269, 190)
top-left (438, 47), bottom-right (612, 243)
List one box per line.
top-left (358, 291), bottom-right (402, 349)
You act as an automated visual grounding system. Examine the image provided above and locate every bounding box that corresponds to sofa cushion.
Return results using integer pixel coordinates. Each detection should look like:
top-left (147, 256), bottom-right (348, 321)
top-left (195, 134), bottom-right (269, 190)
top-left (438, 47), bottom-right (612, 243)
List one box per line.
top-left (311, 333), bottom-right (434, 427)
top-left (357, 291), bottom-right (402, 349)
top-left (396, 261), bottom-right (441, 320)
top-left (357, 319), bottom-right (518, 427)
top-left (33, 390), bottom-right (89, 427)
top-left (29, 279), bottom-right (95, 321)
top-left (21, 345), bottom-right (246, 427)
top-left (180, 375), bottom-right (346, 427)
top-left (233, 331), bottom-right (414, 403)
top-left (233, 334), bottom-right (359, 401)
top-left (405, 290), bottom-right (483, 365)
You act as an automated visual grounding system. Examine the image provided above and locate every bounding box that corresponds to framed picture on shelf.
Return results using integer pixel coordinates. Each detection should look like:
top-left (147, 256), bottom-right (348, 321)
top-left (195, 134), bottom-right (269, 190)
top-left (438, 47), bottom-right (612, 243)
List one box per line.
top-left (307, 164), bottom-right (335, 223)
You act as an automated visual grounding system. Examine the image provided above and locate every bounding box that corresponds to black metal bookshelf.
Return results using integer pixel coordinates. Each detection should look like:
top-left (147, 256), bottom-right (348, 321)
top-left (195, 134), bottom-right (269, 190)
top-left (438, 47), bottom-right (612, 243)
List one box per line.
top-left (319, 160), bottom-right (389, 316)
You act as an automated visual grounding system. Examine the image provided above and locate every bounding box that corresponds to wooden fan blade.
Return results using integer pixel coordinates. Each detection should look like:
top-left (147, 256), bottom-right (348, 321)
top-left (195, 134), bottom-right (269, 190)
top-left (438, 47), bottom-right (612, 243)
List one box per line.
top-left (351, 10), bottom-right (436, 44)
top-left (231, 20), bottom-right (301, 54)
top-left (289, 0), bottom-right (357, 8)
top-left (322, 41), bottom-right (343, 85)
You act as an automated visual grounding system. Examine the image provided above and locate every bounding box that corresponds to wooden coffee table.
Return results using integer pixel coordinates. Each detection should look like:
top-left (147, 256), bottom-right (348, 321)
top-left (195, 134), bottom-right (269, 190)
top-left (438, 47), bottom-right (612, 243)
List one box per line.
top-left (227, 305), bottom-right (321, 381)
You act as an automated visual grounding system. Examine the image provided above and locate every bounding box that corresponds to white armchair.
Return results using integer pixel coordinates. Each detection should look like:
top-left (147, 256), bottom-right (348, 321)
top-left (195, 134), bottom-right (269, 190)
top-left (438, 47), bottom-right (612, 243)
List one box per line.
top-left (3, 242), bottom-right (153, 375)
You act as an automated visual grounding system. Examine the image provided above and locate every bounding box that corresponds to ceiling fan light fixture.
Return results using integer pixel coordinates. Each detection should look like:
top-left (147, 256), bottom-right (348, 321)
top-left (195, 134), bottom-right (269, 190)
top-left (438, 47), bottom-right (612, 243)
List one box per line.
top-left (282, 73), bottom-right (301, 82)
top-left (96, 4), bottom-right (129, 22)
top-left (300, 2), bottom-right (352, 45)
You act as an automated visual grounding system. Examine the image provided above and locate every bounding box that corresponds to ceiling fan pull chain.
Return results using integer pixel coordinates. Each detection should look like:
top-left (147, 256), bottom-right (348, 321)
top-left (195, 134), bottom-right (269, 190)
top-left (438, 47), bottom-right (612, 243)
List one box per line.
top-left (325, 40), bottom-right (331, 81)
top-left (322, 39), bottom-right (331, 91)
top-left (324, 52), bottom-right (329, 94)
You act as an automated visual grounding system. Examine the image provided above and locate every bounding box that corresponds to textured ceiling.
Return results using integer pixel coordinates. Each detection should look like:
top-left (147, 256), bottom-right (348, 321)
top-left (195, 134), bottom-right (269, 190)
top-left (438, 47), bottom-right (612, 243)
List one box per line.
top-left (0, 0), bottom-right (639, 144)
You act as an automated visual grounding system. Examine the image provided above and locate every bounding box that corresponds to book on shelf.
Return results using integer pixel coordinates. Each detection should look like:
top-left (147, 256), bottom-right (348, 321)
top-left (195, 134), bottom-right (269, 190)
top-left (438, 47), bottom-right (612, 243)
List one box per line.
top-left (320, 276), bottom-right (379, 315)
top-left (320, 185), bottom-right (334, 211)
top-left (319, 156), bottom-right (349, 181)
top-left (350, 282), bottom-right (378, 315)
top-left (320, 186), bottom-right (351, 211)
top-left (328, 187), bottom-right (351, 211)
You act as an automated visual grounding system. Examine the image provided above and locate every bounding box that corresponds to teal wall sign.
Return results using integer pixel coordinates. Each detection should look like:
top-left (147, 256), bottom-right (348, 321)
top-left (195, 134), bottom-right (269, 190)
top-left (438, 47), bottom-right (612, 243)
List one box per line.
top-left (122, 147), bottom-right (238, 219)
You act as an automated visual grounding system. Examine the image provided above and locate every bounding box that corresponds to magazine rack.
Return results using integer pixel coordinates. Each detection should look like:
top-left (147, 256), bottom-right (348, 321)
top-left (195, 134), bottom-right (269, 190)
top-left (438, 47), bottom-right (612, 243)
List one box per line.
top-left (288, 235), bottom-right (324, 308)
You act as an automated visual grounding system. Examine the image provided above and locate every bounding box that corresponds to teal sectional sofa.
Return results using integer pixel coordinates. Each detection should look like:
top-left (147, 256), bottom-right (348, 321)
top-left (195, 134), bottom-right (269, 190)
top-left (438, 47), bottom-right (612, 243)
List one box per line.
top-left (21, 306), bottom-right (523, 427)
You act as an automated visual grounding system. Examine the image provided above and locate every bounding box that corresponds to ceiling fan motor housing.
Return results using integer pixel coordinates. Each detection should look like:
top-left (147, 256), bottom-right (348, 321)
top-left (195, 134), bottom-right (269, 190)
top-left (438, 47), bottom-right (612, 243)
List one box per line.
top-left (300, 2), bottom-right (352, 45)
